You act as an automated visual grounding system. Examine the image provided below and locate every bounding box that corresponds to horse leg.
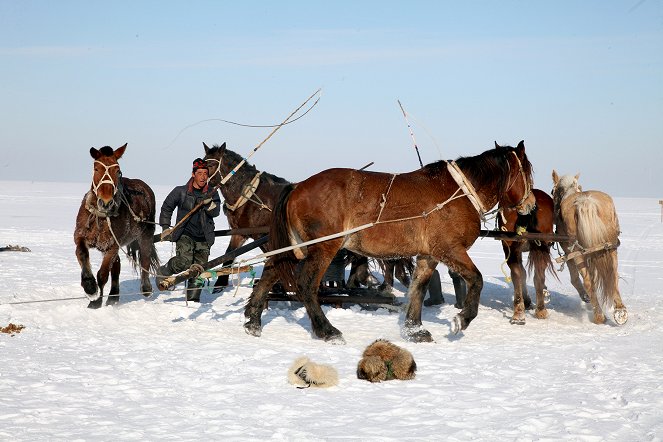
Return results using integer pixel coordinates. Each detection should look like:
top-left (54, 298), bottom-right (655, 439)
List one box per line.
top-left (403, 256), bottom-right (438, 342)
top-left (91, 249), bottom-right (117, 309)
top-left (532, 248), bottom-right (549, 319)
top-left (394, 259), bottom-right (411, 288)
top-left (562, 242), bottom-right (590, 303)
top-left (446, 252), bottom-right (483, 334)
top-left (378, 260), bottom-right (395, 293)
top-left (609, 249), bottom-right (628, 325)
top-left (75, 237), bottom-right (99, 301)
top-left (213, 235), bottom-right (246, 291)
top-left (574, 257), bottom-right (605, 324)
top-left (504, 242), bottom-right (527, 325)
top-left (106, 255), bottom-right (121, 306)
top-left (297, 245), bottom-right (344, 343)
top-left (138, 237), bottom-right (154, 296)
top-left (244, 260), bottom-right (281, 337)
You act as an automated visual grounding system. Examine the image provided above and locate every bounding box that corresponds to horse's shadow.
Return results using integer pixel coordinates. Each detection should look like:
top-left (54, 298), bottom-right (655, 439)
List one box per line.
top-left (417, 277), bottom-right (590, 328)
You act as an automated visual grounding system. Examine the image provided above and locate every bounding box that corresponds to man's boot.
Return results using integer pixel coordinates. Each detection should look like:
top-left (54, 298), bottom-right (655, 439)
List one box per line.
top-left (450, 270), bottom-right (467, 308)
top-left (424, 269), bottom-right (444, 306)
top-left (186, 278), bottom-right (203, 303)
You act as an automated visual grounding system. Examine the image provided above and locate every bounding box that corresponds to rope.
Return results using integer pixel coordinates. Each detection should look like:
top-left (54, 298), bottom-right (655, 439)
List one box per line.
top-left (163, 94), bottom-right (321, 151)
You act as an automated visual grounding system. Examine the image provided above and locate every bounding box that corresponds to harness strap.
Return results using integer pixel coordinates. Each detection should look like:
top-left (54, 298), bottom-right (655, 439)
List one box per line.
top-left (224, 171), bottom-right (265, 212)
top-left (447, 160), bottom-right (487, 215)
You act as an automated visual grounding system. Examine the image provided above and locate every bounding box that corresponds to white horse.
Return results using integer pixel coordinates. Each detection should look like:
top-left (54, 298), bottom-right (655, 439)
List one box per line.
top-left (551, 171), bottom-right (627, 325)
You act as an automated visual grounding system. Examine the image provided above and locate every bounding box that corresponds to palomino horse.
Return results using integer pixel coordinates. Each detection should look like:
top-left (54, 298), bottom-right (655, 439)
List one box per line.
top-left (245, 141), bottom-right (536, 343)
top-left (498, 187), bottom-right (558, 324)
top-left (74, 144), bottom-right (159, 308)
top-left (551, 171), bottom-right (627, 325)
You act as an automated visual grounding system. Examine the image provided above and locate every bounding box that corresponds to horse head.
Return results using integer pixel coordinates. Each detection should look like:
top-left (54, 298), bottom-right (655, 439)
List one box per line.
top-left (551, 170), bottom-right (581, 209)
top-left (496, 141), bottom-right (536, 215)
top-left (89, 143), bottom-right (126, 214)
top-left (203, 141), bottom-right (227, 187)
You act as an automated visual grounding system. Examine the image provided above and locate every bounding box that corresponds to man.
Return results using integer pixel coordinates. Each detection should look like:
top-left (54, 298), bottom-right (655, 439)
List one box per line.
top-left (158, 158), bottom-right (221, 302)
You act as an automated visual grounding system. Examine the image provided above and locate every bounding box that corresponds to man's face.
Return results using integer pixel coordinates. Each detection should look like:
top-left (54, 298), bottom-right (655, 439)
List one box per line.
top-left (192, 168), bottom-right (209, 189)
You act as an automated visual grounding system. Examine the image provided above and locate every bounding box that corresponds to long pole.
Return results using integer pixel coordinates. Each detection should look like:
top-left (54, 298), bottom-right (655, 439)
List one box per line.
top-left (397, 100), bottom-right (424, 169)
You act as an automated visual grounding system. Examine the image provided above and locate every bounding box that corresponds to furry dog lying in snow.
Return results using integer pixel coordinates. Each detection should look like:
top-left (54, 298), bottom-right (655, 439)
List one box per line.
top-left (287, 356), bottom-right (339, 388)
top-left (357, 339), bottom-right (417, 382)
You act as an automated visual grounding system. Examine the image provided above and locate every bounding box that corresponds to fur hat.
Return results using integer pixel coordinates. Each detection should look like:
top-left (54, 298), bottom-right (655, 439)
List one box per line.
top-left (357, 339), bottom-right (417, 382)
top-left (288, 356), bottom-right (339, 389)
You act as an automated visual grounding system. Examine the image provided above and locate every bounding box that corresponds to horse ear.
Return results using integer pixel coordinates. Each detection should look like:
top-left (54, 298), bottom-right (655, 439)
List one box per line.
top-left (90, 147), bottom-right (101, 160)
top-left (494, 141), bottom-right (500, 149)
top-left (203, 142), bottom-right (210, 154)
top-left (516, 140), bottom-right (525, 151)
top-left (574, 173), bottom-right (580, 181)
top-left (220, 141), bottom-right (226, 151)
top-left (552, 169), bottom-right (559, 185)
top-left (114, 143), bottom-right (127, 160)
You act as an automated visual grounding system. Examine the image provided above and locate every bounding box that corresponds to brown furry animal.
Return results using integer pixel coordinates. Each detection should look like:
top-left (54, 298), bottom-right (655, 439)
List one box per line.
top-left (357, 339), bottom-right (416, 382)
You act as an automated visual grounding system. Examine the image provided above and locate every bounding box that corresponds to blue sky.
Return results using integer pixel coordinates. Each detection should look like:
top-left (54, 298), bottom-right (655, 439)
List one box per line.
top-left (1, 0), bottom-right (662, 197)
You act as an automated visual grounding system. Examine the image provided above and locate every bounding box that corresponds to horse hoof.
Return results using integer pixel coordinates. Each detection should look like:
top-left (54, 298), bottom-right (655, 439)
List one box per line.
top-left (535, 308), bottom-right (549, 319)
top-left (580, 292), bottom-right (590, 303)
top-left (451, 315), bottom-right (466, 334)
top-left (614, 308), bottom-right (628, 325)
top-left (403, 323), bottom-right (433, 342)
top-left (244, 322), bottom-right (262, 337)
top-left (85, 289), bottom-right (100, 302)
top-left (105, 295), bottom-right (120, 306)
top-left (510, 317), bottom-right (526, 325)
top-left (324, 334), bottom-right (346, 345)
top-left (543, 289), bottom-right (551, 304)
top-left (87, 299), bottom-right (103, 309)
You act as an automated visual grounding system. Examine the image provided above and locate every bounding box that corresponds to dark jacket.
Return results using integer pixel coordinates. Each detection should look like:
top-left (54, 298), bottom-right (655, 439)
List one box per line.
top-left (159, 178), bottom-right (221, 246)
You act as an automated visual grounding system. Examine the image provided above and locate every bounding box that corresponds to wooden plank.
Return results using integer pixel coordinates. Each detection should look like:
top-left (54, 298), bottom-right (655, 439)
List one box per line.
top-left (479, 230), bottom-right (575, 243)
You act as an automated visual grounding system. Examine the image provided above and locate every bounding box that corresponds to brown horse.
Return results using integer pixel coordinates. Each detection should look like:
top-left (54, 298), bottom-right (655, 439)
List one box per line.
top-left (203, 142), bottom-right (413, 292)
top-left (74, 144), bottom-right (159, 308)
top-left (551, 171), bottom-right (627, 325)
top-left (498, 188), bottom-right (558, 324)
top-left (245, 141), bottom-right (536, 343)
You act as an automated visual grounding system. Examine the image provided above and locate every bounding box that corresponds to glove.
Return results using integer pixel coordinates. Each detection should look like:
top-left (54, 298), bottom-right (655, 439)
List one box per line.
top-left (160, 225), bottom-right (173, 240)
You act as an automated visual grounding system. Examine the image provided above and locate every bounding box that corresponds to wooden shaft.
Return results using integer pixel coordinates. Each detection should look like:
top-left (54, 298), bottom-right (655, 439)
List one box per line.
top-left (158, 235), bottom-right (268, 290)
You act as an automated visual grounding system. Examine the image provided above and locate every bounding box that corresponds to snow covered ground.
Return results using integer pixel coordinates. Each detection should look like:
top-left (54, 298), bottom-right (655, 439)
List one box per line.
top-left (1, 180), bottom-right (662, 441)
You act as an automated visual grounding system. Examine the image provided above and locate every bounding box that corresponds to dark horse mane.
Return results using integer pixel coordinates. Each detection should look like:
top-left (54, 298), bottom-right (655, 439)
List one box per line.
top-left (209, 144), bottom-right (290, 185)
top-left (422, 144), bottom-right (533, 198)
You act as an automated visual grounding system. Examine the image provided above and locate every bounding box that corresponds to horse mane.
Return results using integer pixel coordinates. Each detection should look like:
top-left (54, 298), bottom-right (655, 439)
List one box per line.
top-left (423, 144), bottom-right (532, 196)
top-left (210, 144), bottom-right (290, 184)
top-left (99, 146), bottom-right (114, 157)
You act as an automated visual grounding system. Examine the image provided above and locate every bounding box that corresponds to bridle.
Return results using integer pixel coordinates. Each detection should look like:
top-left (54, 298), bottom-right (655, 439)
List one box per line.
top-left (92, 160), bottom-right (121, 197)
top-left (502, 150), bottom-right (533, 214)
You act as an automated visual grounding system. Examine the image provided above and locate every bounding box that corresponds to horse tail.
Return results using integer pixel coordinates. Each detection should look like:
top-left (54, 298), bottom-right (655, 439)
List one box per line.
top-left (127, 240), bottom-right (161, 275)
top-left (269, 184), bottom-right (299, 292)
top-left (574, 194), bottom-right (619, 312)
top-left (527, 241), bottom-right (559, 282)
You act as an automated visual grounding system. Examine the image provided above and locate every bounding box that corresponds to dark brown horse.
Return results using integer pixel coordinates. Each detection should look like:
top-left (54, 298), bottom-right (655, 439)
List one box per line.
top-left (74, 144), bottom-right (159, 308)
top-left (498, 188), bottom-right (558, 324)
top-left (203, 142), bottom-right (290, 289)
top-left (245, 141), bottom-right (536, 343)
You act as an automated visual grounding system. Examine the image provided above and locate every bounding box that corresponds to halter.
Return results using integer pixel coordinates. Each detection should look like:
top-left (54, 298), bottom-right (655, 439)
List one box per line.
top-left (205, 157), bottom-right (224, 186)
top-left (503, 151), bottom-right (532, 213)
top-left (92, 160), bottom-right (121, 197)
